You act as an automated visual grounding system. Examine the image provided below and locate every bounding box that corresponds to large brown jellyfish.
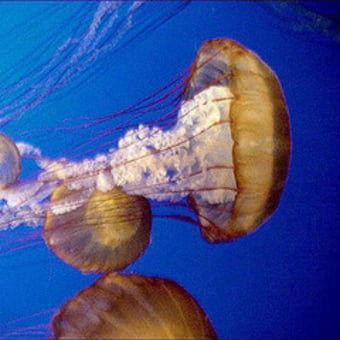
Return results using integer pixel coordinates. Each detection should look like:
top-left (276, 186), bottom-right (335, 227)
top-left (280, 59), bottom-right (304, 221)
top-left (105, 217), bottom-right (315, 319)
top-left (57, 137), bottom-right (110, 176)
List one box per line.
top-left (185, 38), bottom-right (291, 242)
top-left (51, 273), bottom-right (217, 339)
top-left (0, 38), bottom-right (291, 267)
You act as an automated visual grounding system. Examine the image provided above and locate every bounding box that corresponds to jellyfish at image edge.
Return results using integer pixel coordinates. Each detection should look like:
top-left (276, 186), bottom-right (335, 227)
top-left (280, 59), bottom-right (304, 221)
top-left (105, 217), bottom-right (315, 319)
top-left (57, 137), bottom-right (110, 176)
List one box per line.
top-left (51, 272), bottom-right (217, 339)
top-left (0, 133), bottom-right (21, 189)
top-left (261, 2), bottom-right (340, 44)
top-left (0, 38), bottom-right (291, 275)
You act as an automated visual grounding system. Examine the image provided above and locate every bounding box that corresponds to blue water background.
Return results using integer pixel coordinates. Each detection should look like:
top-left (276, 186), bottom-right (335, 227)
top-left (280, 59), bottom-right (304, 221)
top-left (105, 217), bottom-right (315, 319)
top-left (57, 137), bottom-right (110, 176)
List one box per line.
top-left (0, 2), bottom-right (339, 339)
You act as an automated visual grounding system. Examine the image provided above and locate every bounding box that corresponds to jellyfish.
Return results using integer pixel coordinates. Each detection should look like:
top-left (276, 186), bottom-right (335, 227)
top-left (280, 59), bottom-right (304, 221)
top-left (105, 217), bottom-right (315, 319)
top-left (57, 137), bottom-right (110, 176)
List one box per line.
top-left (0, 38), bottom-right (290, 275)
top-left (184, 38), bottom-right (291, 241)
top-left (51, 272), bottom-right (217, 339)
top-left (261, 2), bottom-right (340, 44)
top-left (0, 133), bottom-right (21, 189)
top-left (44, 185), bottom-right (152, 273)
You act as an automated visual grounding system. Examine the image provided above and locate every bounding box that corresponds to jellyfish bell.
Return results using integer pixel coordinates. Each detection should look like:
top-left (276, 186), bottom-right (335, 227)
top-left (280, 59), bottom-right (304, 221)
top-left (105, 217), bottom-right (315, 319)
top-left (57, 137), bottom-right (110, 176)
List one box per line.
top-left (51, 273), bottom-right (217, 339)
top-left (0, 133), bottom-right (21, 189)
top-left (43, 185), bottom-right (152, 273)
top-left (185, 38), bottom-right (291, 242)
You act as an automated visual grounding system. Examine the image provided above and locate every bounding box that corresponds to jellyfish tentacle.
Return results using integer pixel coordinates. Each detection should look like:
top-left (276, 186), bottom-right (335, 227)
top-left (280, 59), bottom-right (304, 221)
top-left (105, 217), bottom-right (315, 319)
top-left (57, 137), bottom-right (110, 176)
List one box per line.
top-left (0, 83), bottom-right (235, 229)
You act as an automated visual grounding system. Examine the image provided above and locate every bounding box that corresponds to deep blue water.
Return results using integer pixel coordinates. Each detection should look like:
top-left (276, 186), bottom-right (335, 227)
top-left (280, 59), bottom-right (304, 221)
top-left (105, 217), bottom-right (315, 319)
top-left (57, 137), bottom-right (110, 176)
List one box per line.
top-left (0, 2), bottom-right (339, 339)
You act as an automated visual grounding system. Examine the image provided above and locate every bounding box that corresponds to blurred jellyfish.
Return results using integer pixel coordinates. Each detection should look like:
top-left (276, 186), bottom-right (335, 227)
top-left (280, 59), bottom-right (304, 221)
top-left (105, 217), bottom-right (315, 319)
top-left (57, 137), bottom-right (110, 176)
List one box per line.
top-left (0, 38), bottom-right (291, 274)
top-left (261, 2), bottom-right (340, 44)
top-left (51, 273), bottom-right (217, 339)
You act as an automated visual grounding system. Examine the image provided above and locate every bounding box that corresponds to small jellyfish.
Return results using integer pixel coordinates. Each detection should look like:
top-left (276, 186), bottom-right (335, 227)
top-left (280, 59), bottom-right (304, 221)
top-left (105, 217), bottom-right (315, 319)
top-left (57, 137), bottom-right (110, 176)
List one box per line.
top-left (0, 133), bottom-right (21, 189)
top-left (51, 273), bottom-right (217, 339)
top-left (44, 185), bottom-right (151, 273)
